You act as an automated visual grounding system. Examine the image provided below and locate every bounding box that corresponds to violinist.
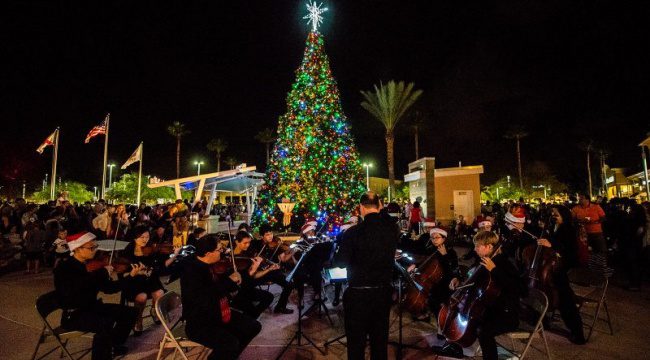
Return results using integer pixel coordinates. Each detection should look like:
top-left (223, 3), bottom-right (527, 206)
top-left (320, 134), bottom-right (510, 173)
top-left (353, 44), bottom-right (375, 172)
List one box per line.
top-left (538, 205), bottom-right (586, 344)
top-left (237, 227), bottom-right (295, 314)
top-left (230, 231), bottom-right (275, 318)
top-left (436, 231), bottom-right (520, 360)
top-left (53, 231), bottom-right (138, 359)
top-left (186, 227), bottom-right (207, 248)
top-left (252, 224), bottom-right (294, 269)
top-left (180, 235), bottom-right (261, 360)
top-left (501, 205), bottom-right (535, 261)
top-left (121, 225), bottom-right (180, 335)
top-left (425, 227), bottom-right (459, 334)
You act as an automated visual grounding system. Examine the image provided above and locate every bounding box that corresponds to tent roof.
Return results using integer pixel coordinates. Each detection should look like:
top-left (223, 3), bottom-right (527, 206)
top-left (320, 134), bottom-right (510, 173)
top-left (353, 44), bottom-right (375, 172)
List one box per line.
top-left (147, 165), bottom-right (265, 193)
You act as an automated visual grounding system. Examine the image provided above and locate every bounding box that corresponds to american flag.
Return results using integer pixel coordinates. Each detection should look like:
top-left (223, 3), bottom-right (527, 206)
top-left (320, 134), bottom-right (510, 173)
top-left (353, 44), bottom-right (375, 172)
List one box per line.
top-left (84, 114), bottom-right (109, 143)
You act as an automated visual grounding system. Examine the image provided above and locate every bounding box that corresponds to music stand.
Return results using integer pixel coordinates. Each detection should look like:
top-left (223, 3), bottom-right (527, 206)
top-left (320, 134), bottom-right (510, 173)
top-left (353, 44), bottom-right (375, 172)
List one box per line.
top-left (276, 244), bottom-right (326, 359)
top-left (389, 260), bottom-right (428, 360)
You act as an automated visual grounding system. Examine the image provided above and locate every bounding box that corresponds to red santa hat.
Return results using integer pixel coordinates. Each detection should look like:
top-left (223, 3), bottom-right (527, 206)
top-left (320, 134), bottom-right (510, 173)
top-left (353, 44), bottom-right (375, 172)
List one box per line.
top-left (423, 218), bottom-right (436, 228)
top-left (301, 223), bottom-right (316, 234)
top-left (305, 217), bottom-right (318, 227)
top-left (67, 231), bottom-right (96, 252)
top-left (505, 206), bottom-right (526, 224)
top-left (429, 227), bottom-right (448, 238)
top-left (339, 216), bottom-right (359, 232)
top-left (478, 220), bottom-right (492, 228)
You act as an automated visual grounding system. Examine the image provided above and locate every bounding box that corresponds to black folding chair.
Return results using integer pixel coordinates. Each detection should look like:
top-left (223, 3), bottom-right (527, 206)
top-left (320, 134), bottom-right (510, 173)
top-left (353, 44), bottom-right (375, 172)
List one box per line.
top-left (31, 291), bottom-right (92, 360)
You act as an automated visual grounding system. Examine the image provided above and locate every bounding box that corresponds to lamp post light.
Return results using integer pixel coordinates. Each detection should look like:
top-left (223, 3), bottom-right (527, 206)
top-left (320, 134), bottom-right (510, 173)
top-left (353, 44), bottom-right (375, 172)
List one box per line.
top-left (194, 161), bottom-right (204, 176)
top-left (362, 163), bottom-right (373, 191)
top-left (93, 186), bottom-right (98, 199)
top-left (507, 175), bottom-right (511, 188)
top-left (496, 186), bottom-right (503, 202)
top-left (107, 164), bottom-right (115, 190)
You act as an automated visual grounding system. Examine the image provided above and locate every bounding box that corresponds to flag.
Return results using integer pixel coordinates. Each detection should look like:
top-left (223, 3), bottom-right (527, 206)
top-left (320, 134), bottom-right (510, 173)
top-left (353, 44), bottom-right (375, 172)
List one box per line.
top-left (84, 114), bottom-right (108, 143)
top-left (36, 130), bottom-right (56, 154)
top-left (121, 143), bottom-right (142, 169)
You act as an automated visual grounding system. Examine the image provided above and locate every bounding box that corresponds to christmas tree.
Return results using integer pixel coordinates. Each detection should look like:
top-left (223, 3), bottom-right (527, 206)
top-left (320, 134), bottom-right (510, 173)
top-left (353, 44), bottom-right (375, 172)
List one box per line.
top-left (253, 3), bottom-right (365, 233)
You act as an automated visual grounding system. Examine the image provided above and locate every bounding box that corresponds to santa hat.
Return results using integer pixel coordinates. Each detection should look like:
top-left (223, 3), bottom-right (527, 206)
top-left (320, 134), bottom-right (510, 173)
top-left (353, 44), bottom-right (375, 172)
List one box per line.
top-left (429, 227), bottom-right (448, 238)
top-left (340, 216), bottom-right (359, 232)
top-left (305, 217), bottom-right (318, 227)
top-left (301, 223), bottom-right (316, 234)
top-left (67, 231), bottom-right (96, 252)
top-left (423, 218), bottom-right (436, 228)
top-left (478, 220), bottom-right (492, 228)
top-left (505, 207), bottom-right (526, 224)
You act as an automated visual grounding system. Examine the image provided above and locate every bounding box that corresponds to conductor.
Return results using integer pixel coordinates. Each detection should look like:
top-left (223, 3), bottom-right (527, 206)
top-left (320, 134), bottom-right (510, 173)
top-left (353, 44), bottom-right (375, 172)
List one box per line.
top-left (333, 192), bottom-right (398, 360)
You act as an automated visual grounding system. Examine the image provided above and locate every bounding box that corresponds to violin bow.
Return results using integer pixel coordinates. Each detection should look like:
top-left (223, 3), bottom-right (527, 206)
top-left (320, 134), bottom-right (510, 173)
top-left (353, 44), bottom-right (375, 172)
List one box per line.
top-left (226, 221), bottom-right (237, 272)
top-left (503, 218), bottom-right (540, 240)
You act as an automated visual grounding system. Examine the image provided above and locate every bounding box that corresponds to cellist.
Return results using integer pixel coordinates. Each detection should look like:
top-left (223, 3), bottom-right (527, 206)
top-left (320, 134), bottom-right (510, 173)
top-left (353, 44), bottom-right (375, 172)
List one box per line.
top-left (425, 227), bottom-right (460, 337)
top-left (435, 231), bottom-right (520, 360)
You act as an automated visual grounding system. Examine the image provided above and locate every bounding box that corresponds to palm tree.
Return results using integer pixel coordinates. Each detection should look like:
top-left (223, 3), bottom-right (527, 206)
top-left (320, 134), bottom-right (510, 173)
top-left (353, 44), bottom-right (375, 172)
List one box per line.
top-left (225, 156), bottom-right (238, 170)
top-left (579, 140), bottom-right (595, 199)
top-left (167, 121), bottom-right (191, 179)
top-left (254, 128), bottom-right (277, 166)
top-left (504, 126), bottom-right (528, 189)
top-left (361, 81), bottom-right (423, 190)
top-left (207, 138), bottom-right (228, 172)
top-left (410, 110), bottom-right (426, 160)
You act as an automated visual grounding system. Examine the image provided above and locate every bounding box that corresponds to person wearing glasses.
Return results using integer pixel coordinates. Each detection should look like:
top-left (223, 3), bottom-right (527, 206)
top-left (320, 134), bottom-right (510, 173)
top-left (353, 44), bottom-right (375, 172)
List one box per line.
top-left (53, 231), bottom-right (138, 359)
top-left (180, 235), bottom-right (261, 360)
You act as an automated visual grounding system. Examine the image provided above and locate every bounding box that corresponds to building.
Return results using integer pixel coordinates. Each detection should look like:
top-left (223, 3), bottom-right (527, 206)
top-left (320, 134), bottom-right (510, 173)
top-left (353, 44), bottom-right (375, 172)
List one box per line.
top-left (404, 157), bottom-right (484, 225)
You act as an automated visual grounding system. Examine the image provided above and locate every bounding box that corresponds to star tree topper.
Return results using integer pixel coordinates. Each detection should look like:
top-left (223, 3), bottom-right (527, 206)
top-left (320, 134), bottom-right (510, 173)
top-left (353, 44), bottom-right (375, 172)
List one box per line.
top-left (303, 1), bottom-right (328, 32)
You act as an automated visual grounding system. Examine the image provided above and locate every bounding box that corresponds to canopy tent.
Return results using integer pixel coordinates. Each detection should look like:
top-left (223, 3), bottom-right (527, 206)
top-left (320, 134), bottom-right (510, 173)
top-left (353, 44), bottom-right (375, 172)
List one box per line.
top-left (147, 165), bottom-right (265, 221)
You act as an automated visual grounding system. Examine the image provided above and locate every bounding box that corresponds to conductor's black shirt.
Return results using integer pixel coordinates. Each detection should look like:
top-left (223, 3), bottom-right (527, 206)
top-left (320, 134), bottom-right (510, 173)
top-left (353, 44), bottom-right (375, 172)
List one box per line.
top-left (333, 212), bottom-right (398, 287)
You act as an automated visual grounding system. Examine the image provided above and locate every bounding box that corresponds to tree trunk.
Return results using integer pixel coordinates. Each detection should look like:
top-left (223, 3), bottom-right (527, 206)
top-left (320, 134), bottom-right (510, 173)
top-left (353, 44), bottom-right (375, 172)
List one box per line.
top-left (217, 153), bottom-right (221, 172)
top-left (587, 150), bottom-right (593, 199)
top-left (176, 137), bottom-right (181, 179)
top-left (516, 137), bottom-right (524, 188)
top-left (265, 142), bottom-right (270, 166)
top-left (386, 130), bottom-right (395, 191)
top-left (414, 125), bottom-right (419, 160)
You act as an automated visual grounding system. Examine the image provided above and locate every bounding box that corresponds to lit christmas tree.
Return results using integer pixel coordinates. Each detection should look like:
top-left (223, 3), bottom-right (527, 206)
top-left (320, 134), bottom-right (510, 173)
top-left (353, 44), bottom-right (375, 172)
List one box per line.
top-left (253, 2), bottom-right (365, 232)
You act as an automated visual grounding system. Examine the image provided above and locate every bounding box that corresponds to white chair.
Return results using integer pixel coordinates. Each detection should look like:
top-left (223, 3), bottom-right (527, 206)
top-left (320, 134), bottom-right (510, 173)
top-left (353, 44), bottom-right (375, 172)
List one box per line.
top-left (502, 288), bottom-right (552, 360)
top-left (155, 291), bottom-right (208, 360)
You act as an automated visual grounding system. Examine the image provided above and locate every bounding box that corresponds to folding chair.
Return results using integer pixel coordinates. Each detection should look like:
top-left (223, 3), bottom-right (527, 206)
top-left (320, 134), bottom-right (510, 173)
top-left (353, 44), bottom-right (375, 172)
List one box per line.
top-left (502, 288), bottom-right (552, 360)
top-left (31, 291), bottom-right (92, 360)
top-left (155, 291), bottom-right (207, 360)
top-left (569, 254), bottom-right (614, 341)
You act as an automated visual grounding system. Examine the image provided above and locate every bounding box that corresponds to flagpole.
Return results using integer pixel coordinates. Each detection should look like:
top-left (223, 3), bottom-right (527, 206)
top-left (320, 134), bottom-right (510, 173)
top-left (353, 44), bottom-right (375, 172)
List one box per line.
top-left (50, 128), bottom-right (60, 200)
top-left (136, 142), bottom-right (143, 205)
top-left (101, 113), bottom-right (110, 199)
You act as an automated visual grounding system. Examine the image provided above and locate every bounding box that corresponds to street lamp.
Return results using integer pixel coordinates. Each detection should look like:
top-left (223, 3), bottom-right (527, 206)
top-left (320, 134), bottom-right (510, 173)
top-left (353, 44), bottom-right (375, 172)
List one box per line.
top-left (496, 186), bottom-right (503, 201)
top-left (507, 175), bottom-right (511, 188)
top-left (362, 163), bottom-right (373, 190)
top-left (107, 164), bottom-right (115, 189)
top-left (93, 186), bottom-right (98, 199)
top-left (194, 161), bottom-right (204, 176)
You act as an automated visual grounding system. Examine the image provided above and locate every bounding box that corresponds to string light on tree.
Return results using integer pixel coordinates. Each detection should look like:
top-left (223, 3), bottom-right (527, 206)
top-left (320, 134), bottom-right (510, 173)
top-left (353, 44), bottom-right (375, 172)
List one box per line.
top-left (253, 2), bottom-right (365, 233)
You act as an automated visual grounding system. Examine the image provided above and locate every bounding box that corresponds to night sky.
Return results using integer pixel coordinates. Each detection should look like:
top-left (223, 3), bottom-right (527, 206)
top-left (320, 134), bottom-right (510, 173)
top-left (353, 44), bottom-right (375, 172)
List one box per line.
top-left (2, 1), bottom-right (649, 197)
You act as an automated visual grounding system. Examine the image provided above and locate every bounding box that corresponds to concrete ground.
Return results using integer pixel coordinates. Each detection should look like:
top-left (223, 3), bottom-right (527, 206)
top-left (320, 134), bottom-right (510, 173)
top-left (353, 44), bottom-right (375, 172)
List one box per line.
top-left (2, 259), bottom-right (649, 360)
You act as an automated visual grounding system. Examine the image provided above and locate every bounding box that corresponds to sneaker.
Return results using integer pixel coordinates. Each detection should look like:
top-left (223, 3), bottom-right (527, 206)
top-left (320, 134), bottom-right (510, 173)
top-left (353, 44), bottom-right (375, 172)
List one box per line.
top-left (274, 307), bottom-right (294, 314)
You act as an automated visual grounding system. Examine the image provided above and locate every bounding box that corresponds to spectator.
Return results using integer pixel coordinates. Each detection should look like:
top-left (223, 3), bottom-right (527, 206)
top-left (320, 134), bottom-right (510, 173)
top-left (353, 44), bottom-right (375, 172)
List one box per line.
top-left (23, 222), bottom-right (46, 274)
top-left (571, 193), bottom-right (607, 255)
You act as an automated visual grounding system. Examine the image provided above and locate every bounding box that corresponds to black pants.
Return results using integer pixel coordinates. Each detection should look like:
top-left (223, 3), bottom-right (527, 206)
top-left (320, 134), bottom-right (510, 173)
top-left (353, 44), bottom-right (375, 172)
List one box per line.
top-left (61, 303), bottom-right (138, 360)
top-left (343, 287), bottom-right (393, 360)
top-left (477, 308), bottom-right (518, 360)
top-left (187, 311), bottom-right (261, 360)
top-left (231, 287), bottom-right (274, 318)
top-left (554, 270), bottom-right (585, 338)
top-left (253, 269), bottom-right (293, 309)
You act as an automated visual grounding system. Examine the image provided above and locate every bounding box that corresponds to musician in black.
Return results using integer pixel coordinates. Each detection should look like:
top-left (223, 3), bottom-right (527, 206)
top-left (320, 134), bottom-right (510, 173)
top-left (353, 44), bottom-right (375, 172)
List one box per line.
top-left (53, 232), bottom-right (138, 359)
top-left (231, 230), bottom-right (276, 318)
top-left (249, 224), bottom-right (295, 314)
top-left (439, 230), bottom-right (520, 360)
top-left (180, 235), bottom-right (261, 360)
top-left (333, 192), bottom-right (398, 360)
top-left (425, 227), bottom-right (459, 333)
top-left (538, 205), bottom-right (586, 344)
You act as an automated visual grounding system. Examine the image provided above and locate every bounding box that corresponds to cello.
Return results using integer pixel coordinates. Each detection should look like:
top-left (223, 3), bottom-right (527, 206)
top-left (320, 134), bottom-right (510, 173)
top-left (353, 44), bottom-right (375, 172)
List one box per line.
top-left (518, 224), bottom-right (562, 309)
top-left (403, 250), bottom-right (444, 317)
top-left (438, 241), bottom-right (503, 347)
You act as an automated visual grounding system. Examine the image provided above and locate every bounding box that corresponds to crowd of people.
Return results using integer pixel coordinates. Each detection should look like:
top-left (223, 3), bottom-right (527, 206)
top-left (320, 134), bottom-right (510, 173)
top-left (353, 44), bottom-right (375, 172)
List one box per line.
top-left (1, 191), bottom-right (649, 360)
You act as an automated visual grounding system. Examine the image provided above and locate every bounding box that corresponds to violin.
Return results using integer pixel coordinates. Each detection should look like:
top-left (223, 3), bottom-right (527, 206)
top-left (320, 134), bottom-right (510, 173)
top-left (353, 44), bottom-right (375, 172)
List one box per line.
top-left (140, 242), bottom-right (175, 257)
top-left (210, 256), bottom-right (253, 275)
top-left (85, 250), bottom-right (131, 274)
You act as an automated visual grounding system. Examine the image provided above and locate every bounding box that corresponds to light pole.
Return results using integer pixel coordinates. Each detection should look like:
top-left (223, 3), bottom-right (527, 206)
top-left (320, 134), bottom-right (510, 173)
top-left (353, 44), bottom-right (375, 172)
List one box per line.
top-left (93, 186), bottom-right (98, 199)
top-left (107, 164), bottom-right (115, 190)
top-left (507, 175), bottom-right (511, 188)
top-left (363, 163), bottom-right (373, 191)
top-left (194, 161), bottom-right (204, 176)
top-left (496, 186), bottom-right (503, 201)
top-left (22, 181), bottom-right (26, 199)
